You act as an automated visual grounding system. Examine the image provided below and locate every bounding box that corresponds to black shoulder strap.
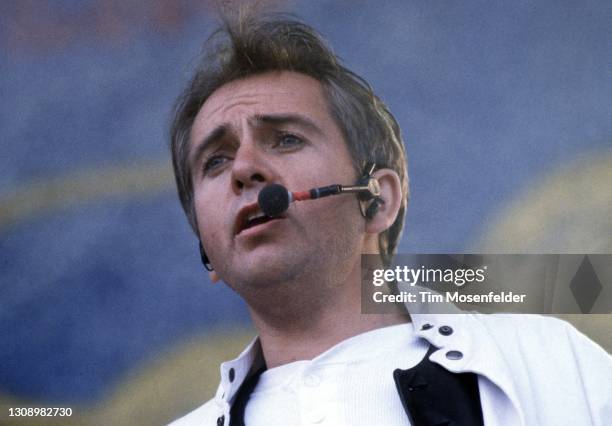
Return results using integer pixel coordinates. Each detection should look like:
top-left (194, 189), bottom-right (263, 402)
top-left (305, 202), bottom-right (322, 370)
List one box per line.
top-left (229, 366), bottom-right (266, 426)
top-left (393, 345), bottom-right (484, 426)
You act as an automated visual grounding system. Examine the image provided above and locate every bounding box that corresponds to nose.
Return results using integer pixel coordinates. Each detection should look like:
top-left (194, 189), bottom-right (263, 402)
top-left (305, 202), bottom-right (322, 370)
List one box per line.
top-left (230, 140), bottom-right (273, 194)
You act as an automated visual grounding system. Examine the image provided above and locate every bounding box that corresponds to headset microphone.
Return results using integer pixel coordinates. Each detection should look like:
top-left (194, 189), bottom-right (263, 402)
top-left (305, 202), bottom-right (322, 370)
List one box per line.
top-left (202, 164), bottom-right (381, 272)
top-left (257, 164), bottom-right (382, 217)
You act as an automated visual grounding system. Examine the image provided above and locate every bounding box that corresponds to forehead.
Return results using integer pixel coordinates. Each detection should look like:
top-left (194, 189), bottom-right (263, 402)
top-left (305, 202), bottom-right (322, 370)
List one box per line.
top-left (191, 71), bottom-right (336, 143)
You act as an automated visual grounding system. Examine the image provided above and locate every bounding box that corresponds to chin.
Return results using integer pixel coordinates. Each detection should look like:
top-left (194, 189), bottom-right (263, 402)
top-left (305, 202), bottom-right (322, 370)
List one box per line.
top-left (223, 251), bottom-right (307, 290)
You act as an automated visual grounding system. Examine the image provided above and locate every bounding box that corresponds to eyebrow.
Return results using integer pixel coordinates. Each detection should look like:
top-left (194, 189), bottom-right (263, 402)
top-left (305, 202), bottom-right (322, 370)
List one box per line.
top-left (250, 113), bottom-right (324, 136)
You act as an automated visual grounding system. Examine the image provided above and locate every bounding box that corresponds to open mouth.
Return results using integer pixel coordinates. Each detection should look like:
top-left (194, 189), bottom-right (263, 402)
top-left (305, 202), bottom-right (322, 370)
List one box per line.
top-left (235, 203), bottom-right (283, 236)
top-left (242, 211), bottom-right (275, 232)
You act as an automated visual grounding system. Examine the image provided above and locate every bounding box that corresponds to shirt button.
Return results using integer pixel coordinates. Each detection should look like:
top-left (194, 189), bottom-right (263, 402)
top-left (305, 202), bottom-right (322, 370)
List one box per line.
top-left (439, 325), bottom-right (453, 336)
top-left (308, 408), bottom-right (326, 423)
top-left (421, 323), bottom-right (434, 330)
top-left (446, 350), bottom-right (463, 360)
top-left (304, 374), bottom-right (321, 387)
top-left (217, 415), bottom-right (225, 426)
top-left (228, 368), bottom-right (235, 382)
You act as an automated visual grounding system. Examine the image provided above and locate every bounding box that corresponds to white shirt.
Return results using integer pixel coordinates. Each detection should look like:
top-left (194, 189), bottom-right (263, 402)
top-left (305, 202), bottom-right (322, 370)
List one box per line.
top-left (170, 313), bottom-right (612, 425)
top-left (246, 323), bottom-right (425, 425)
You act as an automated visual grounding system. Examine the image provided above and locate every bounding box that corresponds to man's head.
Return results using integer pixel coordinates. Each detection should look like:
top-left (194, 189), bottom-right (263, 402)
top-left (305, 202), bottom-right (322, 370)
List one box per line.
top-left (170, 13), bottom-right (408, 270)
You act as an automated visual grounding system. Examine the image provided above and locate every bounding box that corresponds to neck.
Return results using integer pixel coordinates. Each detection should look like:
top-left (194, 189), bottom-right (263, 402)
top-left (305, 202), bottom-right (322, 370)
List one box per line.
top-left (246, 256), bottom-right (410, 368)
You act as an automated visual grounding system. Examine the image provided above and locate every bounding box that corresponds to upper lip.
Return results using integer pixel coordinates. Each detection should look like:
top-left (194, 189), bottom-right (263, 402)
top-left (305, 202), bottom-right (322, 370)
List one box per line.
top-left (234, 202), bottom-right (285, 236)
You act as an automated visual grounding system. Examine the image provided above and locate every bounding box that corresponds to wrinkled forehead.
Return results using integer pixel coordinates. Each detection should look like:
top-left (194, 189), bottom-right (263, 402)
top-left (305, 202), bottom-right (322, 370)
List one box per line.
top-left (190, 71), bottom-right (335, 146)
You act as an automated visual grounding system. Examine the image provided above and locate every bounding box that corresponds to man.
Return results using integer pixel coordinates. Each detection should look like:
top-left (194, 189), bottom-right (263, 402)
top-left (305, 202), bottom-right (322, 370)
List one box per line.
top-left (169, 13), bottom-right (611, 426)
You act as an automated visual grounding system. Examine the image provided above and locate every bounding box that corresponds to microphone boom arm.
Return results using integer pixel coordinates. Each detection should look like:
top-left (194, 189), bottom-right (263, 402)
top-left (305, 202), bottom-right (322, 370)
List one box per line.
top-left (259, 175), bottom-right (381, 217)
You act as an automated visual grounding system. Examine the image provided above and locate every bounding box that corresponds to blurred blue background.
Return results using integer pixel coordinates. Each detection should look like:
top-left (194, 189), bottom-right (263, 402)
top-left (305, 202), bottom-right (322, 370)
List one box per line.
top-left (1, 0), bottom-right (611, 423)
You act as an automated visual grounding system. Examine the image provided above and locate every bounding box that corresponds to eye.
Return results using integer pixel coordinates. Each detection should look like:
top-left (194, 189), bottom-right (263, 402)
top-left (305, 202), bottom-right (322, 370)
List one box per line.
top-left (275, 133), bottom-right (304, 149)
top-left (202, 155), bottom-right (229, 175)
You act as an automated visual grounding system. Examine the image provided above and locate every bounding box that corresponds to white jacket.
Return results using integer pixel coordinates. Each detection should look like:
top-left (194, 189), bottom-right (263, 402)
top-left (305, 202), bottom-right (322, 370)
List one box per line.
top-left (170, 314), bottom-right (612, 425)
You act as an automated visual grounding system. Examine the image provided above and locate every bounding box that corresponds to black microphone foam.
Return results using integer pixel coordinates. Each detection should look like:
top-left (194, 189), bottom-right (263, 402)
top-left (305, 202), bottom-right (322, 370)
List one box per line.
top-left (258, 184), bottom-right (290, 217)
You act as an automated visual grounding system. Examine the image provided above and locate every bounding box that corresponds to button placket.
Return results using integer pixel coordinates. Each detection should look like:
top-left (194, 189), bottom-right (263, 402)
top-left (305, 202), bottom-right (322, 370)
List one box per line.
top-left (307, 408), bottom-right (326, 424)
top-left (300, 369), bottom-right (328, 424)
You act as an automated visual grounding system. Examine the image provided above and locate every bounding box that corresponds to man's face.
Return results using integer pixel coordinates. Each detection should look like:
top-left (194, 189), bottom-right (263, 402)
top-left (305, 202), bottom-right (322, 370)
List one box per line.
top-left (189, 71), bottom-right (365, 291)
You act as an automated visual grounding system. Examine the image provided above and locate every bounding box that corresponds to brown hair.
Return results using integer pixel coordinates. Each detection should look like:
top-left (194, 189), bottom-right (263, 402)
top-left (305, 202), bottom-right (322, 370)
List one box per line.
top-left (170, 12), bottom-right (409, 266)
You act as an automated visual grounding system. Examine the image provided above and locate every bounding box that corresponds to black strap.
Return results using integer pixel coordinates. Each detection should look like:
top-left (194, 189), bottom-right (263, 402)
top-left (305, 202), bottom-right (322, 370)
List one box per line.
top-left (229, 366), bottom-right (266, 426)
top-left (393, 345), bottom-right (484, 426)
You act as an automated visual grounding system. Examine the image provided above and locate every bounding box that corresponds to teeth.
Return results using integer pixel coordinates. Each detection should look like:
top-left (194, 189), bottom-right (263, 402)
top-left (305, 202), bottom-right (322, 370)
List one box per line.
top-left (247, 211), bottom-right (267, 222)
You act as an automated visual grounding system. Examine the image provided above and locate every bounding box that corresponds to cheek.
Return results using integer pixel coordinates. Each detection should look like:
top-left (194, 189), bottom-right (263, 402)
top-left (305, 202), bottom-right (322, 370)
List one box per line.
top-left (193, 185), bottom-right (235, 255)
top-left (196, 207), bottom-right (226, 263)
top-left (202, 228), bottom-right (224, 257)
top-left (299, 191), bottom-right (364, 235)
top-left (193, 196), bottom-right (220, 240)
top-left (195, 208), bottom-right (220, 236)
top-left (192, 179), bottom-right (228, 227)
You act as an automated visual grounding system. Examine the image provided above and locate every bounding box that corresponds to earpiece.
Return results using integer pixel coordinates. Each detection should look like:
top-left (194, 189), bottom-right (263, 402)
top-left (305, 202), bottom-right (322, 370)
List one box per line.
top-left (356, 163), bottom-right (380, 201)
top-left (199, 241), bottom-right (214, 271)
top-left (365, 197), bottom-right (385, 219)
top-left (357, 163), bottom-right (384, 219)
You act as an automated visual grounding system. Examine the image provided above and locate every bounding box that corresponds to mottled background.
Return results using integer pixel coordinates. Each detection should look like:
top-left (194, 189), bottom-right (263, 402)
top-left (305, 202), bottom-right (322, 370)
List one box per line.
top-left (1, 0), bottom-right (610, 424)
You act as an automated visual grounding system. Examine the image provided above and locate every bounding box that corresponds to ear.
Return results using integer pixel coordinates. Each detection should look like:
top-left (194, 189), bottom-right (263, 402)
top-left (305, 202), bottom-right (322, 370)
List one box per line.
top-left (364, 168), bottom-right (402, 235)
top-left (209, 270), bottom-right (221, 283)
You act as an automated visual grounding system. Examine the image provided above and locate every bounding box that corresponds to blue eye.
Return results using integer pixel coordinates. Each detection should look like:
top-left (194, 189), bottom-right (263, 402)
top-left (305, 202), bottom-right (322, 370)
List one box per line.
top-left (203, 155), bottom-right (229, 174)
top-left (277, 133), bottom-right (303, 148)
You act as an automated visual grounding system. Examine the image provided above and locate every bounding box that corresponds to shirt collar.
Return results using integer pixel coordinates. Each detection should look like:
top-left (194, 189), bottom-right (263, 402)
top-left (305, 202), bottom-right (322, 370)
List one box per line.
top-left (410, 311), bottom-right (523, 422)
top-left (217, 337), bottom-right (265, 404)
top-left (216, 310), bottom-right (522, 422)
